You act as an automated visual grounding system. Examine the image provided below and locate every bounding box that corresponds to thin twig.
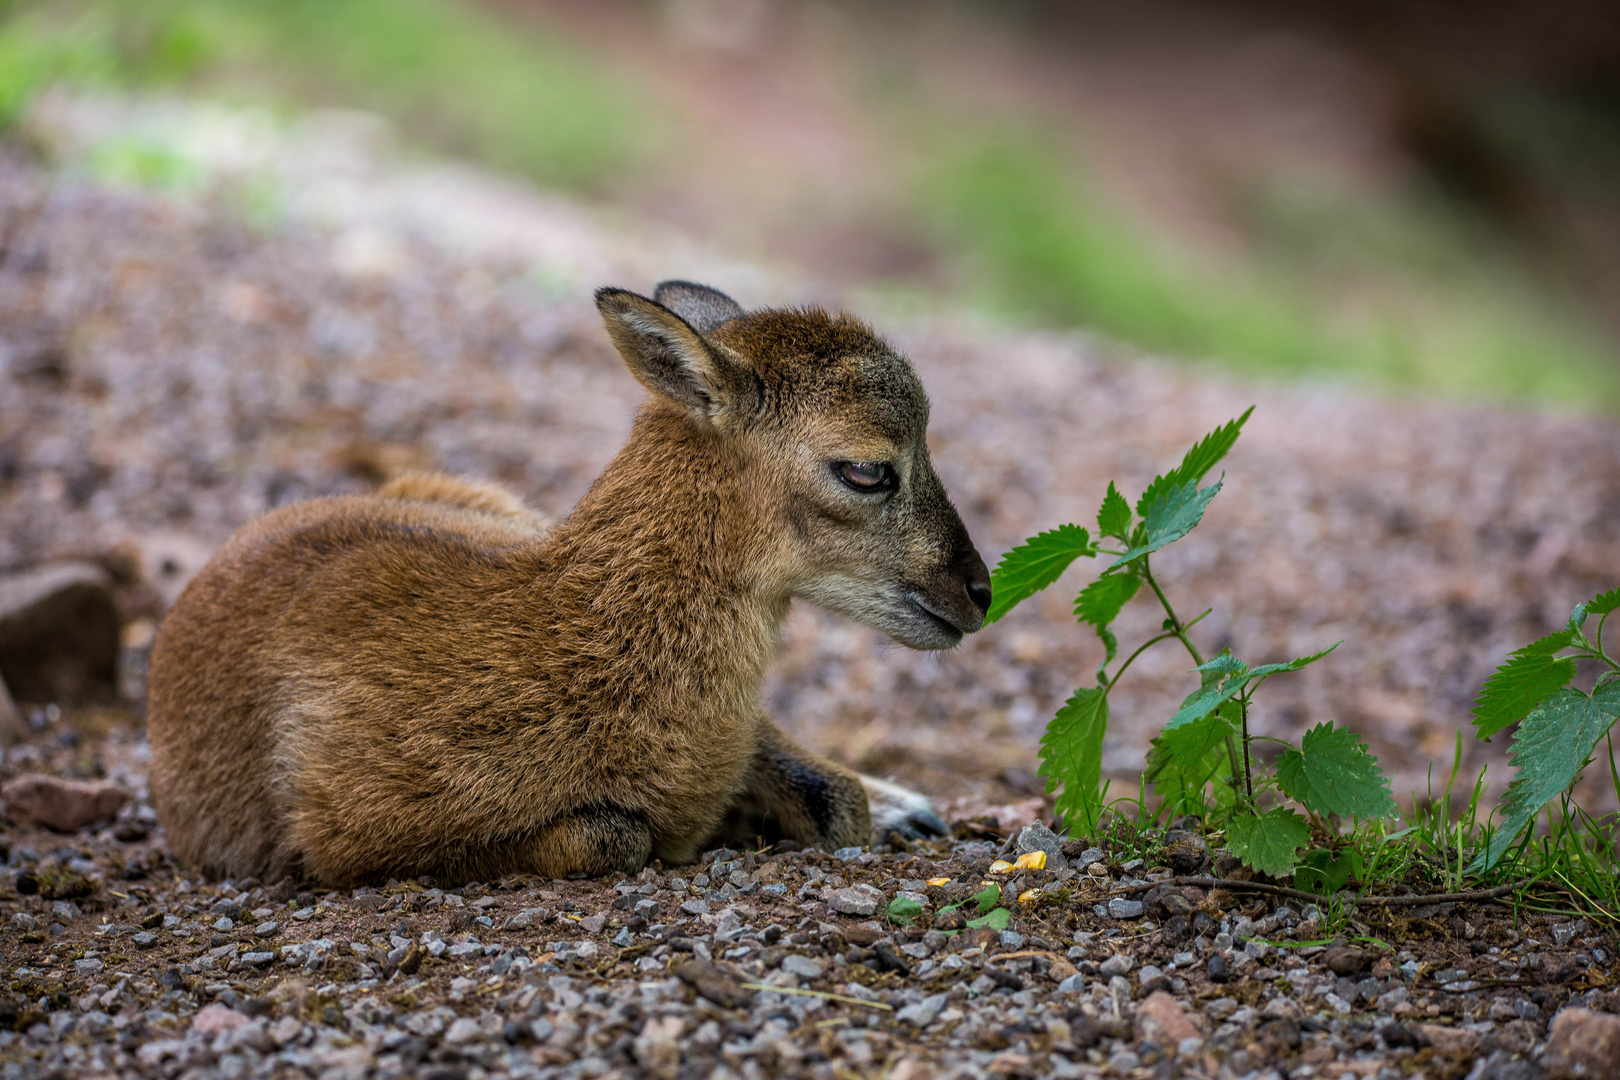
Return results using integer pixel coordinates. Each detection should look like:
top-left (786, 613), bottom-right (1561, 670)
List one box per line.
top-left (1110, 876), bottom-right (1531, 907)
top-left (986, 950), bottom-right (1064, 964)
top-left (738, 983), bottom-right (891, 1010)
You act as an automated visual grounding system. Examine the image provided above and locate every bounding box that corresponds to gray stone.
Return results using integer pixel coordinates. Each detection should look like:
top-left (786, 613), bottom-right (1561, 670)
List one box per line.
top-left (241, 952), bottom-right (275, 967)
top-left (828, 885), bottom-right (881, 917)
top-left (894, 992), bottom-right (947, 1026)
top-left (780, 954), bottom-right (824, 981)
top-left (1108, 898), bottom-right (1145, 920)
top-left (833, 846), bottom-right (864, 861)
top-left (213, 917), bottom-right (233, 932)
top-left (1077, 847), bottom-right (1107, 868)
top-left (1013, 822), bottom-right (1068, 871)
top-left (132, 932), bottom-right (157, 948)
top-left (1099, 953), bottom-right (1133, 977)
top-left (254, 921), bottom-right (278, 937)
top-left (1058, 973), bottom-right (1086, 993)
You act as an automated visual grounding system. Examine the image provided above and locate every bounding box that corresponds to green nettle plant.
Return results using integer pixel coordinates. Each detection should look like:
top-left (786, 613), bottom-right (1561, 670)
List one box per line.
top-left (987, 408), bottom-right (1397, 878)
top-left (1469, 587), bottom-right (1620, 872)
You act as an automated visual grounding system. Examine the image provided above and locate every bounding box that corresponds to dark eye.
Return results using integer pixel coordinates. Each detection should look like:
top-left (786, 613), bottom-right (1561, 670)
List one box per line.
top-left (837, 461), bottom-right (895, 493)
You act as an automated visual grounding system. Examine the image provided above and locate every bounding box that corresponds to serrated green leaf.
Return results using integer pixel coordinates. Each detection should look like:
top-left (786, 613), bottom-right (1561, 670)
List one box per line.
top-left (1038, 688), bottom-right (1108, 832)
top-left (1157, 711), bottom-right (1236, 778)
top-left (1226, 808), bottom-right (1311, 877)
top-left (987, 524), bottom-right (1095, 623)
top-left (1110, 481), bottom-right (1221, 570)
top-left (1196, 653), bottom-right (1249, 678)
top-left (1136, 408), bottom-right (1254, 516)
top-left (1146, 723), bottom-right (1229, 811)
top-left (1163, 673), bottom-right (1246, 732)
top-left (1469, 681), bottom-right (1620, 872)
top-left (1587, 587), bottom-right (1620, 616)
top-left (1275, 723), bottom-right (1397, 819)
top-left (1097, 482), bottom-right (1132, 540)
top-left (972, 884), bottom-right (1002, 913)
top-left (1247, 642), bottom-right (1341, 679)
top-left (1471, 630), bottom-right (1577, 741)
top-left (887, 896), bottom-right (924, 924)
top-left (1075, 573), bottom-right (1140, 629)
top-left (967, 907), bottom-right (1011, 930)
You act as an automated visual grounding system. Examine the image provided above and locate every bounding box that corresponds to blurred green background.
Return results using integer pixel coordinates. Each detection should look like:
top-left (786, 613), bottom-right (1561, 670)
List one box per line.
top-left (3, 0), bottom-right (1620, 407)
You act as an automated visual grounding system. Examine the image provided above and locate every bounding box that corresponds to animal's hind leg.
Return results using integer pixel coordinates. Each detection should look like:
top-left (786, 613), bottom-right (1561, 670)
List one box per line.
top-left (465, 803), bottom-right (653, 881)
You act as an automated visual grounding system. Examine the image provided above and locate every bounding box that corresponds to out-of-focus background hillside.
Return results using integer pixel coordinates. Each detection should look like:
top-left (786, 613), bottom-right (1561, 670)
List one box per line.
top-left (4, 0), bottom-right (1620, 405)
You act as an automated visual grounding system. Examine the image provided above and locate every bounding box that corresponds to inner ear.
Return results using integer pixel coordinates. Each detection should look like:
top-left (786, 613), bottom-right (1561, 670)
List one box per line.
top-left (653, 280), bottom-right (745, 335)
top-left (596, 286), bottom-right (751, 420)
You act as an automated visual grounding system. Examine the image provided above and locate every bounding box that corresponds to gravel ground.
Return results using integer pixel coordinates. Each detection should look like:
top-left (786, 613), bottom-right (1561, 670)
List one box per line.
top-left (1, 97), bottom-right (1620, 1077)
top-left (3, 785), bottom-right (1617, 1080)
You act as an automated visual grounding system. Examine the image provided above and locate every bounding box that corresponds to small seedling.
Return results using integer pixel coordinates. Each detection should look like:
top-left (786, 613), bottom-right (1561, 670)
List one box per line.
top-left (988, 408), bottom-right (1396, 877)
top-left (1469, 587), bottom-right (1620, 871)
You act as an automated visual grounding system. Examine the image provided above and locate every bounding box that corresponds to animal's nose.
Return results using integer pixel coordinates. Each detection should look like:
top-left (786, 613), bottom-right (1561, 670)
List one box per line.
top-left (960, 547), bottom-right (992, 618)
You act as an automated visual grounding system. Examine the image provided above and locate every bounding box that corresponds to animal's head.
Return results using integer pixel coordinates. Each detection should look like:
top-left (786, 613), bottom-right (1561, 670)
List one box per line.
top-left (596, 281), bottom-right (990, 649)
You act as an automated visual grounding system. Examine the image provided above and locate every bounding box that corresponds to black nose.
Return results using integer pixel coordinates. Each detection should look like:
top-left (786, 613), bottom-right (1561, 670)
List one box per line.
top-left (958, 546), bottom-right (992, 617)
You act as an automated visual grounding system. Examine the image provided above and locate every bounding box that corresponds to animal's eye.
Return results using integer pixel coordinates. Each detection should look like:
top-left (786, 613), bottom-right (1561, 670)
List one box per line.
top-left (837, 461), bottom-right (895, 493)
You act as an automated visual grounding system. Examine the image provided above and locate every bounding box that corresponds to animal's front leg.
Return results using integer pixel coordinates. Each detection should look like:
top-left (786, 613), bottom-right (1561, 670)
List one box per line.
top-left (707, 721), bottom-right (871, 851)
top-left (708, 722), bottom-right (948, 851)
top-left (857, 773), bottom-right (950, 843)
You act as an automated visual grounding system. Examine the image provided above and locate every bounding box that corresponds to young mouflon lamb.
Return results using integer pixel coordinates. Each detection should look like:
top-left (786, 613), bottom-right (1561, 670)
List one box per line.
top-left (146, 282), bottom-right (991, 886)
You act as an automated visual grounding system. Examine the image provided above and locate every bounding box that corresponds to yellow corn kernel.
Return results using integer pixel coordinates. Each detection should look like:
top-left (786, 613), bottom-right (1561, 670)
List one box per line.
top-left (1017, 889), bottom-right (1041, 905)
top-left (1013, 850), bottom-right (1047, 870)
top-left (989, 860), bottom-right (1015, 874)
top-left (927, 877), bottom-right (951, 887)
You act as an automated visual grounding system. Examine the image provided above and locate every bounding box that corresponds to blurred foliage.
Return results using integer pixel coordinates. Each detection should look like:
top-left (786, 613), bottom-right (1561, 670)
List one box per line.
top-left (0, 0), bottom-right (655, 190)
top-left (921, 133), bottom-right (1620, 408)
top-left (1, 0), bottom-right (1615, 409)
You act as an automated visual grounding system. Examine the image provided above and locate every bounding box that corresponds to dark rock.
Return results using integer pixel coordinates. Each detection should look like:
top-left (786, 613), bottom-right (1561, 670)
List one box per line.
top-left (1163, 829), bottom-right (1211, 875)
top-left (1208, 955), bottom-right (1231, 983)
top-left (872, 940), bottom-right (911, 975)
top-left (1143, 883), bottom-right (1192, 920)
top-left (1067, 1014), bottom-right (1103, 1048)
top-left (986, 966), bottom-right (1024, 991)
top-left (675, 960), bottom-right (750, 1008)
top-left (1259, 1018), bottom-right (1302, 1051)
top-left (1538, 955), bottom-right (1580, 985)
top-left (1324, 945), bottom-right (1373, 976)
top-left (0, 562), bottom-right (120, 707)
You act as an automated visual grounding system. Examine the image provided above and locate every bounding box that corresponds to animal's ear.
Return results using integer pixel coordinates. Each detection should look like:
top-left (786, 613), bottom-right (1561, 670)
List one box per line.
top-left (653, 280), bottom-right (745, 334)
top-left (595, 287), bottom-right (754, 421)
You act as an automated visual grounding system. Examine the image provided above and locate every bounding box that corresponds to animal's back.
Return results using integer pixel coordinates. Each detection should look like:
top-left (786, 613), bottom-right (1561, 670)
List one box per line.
top-left (147, 480), bottom-right (549, 882)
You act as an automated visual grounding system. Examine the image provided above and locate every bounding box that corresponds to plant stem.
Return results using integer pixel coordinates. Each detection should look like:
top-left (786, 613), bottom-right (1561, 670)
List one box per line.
top-left (1142, 558), bottom-right (1205, 666)
top-left (1142, 555), bottom-right (1243, 789)
top-left (1240, 690), bottom-right (1255, 807)
top-left (1103, 630), bottom-right (1179, 695)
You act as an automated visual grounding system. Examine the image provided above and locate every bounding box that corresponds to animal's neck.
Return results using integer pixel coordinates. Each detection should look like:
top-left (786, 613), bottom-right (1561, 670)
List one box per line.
top-left (546, 405), bottom-right (785, 680)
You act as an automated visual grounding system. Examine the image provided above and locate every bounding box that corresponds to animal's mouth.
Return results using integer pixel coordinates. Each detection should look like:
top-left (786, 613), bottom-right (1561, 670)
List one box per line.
top-left (907, 594), bottom-right (967, 641)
